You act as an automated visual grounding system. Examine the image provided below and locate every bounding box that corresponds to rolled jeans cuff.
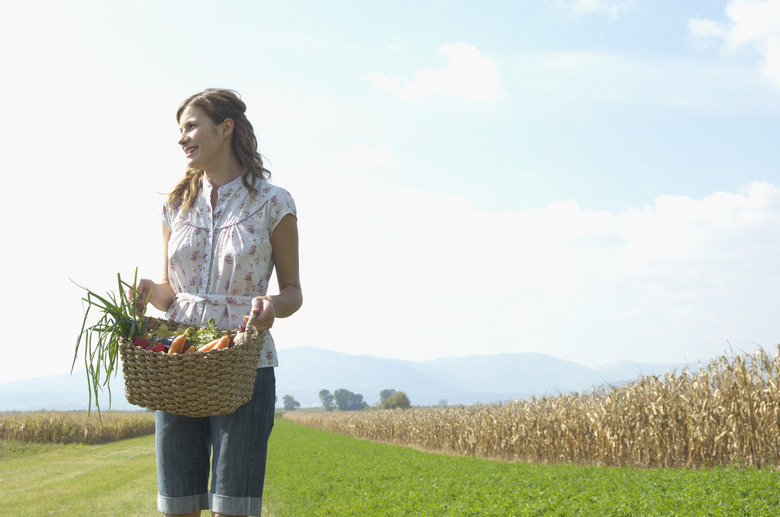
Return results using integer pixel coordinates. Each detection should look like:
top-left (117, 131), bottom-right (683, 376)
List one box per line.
top-left (157, 493), bottom-right (208, 514)
top-left (210, 492), bottom-right (263, 516)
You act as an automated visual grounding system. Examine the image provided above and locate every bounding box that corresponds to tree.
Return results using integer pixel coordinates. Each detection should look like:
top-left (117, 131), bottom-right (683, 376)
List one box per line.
top-left (333, 388), bottom-right (368, 411)
top-left (282, 394), bottom-right (300, 411)
top-left (384, 391), bottom-right (411, 409)
top-left (379, 389), bottom-right (397, 407)
top-left (319, 389), bottom-right (335, 411)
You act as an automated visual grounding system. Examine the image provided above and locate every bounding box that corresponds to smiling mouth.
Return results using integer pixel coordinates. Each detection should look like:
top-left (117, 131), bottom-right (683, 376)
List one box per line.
top-left (184, 146), bottom-right (198, 156)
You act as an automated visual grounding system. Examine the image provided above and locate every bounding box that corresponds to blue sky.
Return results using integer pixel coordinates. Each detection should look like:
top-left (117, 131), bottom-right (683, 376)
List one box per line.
top-left (3, 0), bottom-right (780, 384)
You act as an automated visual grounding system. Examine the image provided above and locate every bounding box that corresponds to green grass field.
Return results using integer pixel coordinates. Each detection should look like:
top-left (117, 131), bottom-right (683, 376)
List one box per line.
top-left (0, 435), bottom-right (159, 516)
top-left (264, 419), bottom-right (780, 516)
top-left (2, 418), bottom-right (780, 516)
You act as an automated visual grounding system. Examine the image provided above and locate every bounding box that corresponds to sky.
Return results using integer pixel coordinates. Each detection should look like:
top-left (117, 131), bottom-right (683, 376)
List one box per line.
top-left (2, 0), bottom-right (780, 384)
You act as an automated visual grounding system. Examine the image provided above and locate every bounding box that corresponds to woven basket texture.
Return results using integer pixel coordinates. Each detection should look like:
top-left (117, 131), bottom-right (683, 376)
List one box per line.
top-left (119, 316), bottom-right (264, 417)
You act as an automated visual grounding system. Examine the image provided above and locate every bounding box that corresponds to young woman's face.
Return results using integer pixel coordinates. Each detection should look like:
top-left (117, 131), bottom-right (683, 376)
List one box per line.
top-left (177, 105), bottom-right (228, 171)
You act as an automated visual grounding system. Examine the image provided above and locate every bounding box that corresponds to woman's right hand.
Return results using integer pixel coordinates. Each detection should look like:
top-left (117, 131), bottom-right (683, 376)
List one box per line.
top-left (129, 278), bottom-right (155, 312)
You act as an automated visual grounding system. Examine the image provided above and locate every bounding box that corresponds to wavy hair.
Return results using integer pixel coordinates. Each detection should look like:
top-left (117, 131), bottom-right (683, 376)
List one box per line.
top-left (168, 89), bottom-right (271, 212)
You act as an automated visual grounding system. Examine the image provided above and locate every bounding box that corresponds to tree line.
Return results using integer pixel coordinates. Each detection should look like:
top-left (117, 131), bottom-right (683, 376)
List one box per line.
top-left (282, 388), bottom-right (411, 411)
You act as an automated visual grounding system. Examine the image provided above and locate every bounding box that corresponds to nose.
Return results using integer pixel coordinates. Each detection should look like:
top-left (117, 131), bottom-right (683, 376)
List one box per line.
top-left (178, 134), bottom-right (187, 146)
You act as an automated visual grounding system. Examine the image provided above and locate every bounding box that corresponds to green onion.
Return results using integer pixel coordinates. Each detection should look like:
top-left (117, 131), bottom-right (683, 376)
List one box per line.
top-left (72, 269), bottom-right (148, 417)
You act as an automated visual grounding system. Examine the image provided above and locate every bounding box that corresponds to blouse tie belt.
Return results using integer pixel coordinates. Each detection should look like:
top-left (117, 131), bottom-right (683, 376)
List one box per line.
top-left (175, 292), bottom-right (255, 307)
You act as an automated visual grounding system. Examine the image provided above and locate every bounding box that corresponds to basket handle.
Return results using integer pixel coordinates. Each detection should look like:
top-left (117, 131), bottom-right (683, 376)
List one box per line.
top-left (243, 310), bottom-right (260, 335)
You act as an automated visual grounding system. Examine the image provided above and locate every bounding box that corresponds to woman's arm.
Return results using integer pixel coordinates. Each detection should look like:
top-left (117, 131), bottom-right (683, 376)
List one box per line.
top-left (250, 213), bottom-right (303, 331)
top-left (132, 223), bottom-right (176, 312)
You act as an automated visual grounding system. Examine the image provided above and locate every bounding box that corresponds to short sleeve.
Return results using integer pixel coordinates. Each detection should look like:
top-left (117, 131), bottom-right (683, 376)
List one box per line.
top-left (268, 187), bottom-right (297, 233)
top-left (161, 202), bottom-right (174, 231)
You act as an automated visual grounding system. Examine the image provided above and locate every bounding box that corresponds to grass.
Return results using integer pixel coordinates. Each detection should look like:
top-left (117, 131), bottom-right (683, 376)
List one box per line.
top-left (264, 419), bottom-right (780, 516)
top-left (2, 418), bottom-right (780, 516)
top-left (0, 435), bottom-right (159, 516)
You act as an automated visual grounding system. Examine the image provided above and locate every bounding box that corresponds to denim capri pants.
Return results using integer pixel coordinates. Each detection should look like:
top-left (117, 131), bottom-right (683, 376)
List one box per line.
top-left (155, 367), bottom-right (276, 516)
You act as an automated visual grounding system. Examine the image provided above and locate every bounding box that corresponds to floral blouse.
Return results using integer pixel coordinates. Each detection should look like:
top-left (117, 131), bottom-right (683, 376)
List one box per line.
top-left (161, 175), bottom-right (297, 368)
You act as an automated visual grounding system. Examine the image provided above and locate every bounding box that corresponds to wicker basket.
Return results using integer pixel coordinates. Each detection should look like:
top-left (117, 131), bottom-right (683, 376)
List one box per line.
top-left (119, 315), bottom-right (265, 417)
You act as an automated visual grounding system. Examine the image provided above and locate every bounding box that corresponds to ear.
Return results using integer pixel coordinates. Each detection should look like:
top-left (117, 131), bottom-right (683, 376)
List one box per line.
top-left (221, 118), bottom-right (235, 137)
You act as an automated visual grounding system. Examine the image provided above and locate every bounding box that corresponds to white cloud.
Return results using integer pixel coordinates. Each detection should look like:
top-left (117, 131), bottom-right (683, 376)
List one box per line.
top-left (688, 0), bottom-right (780, 88)
top-left (576, 0), bottom-right (635, 18)
top-left (326, 144), bottom-right (397, 169)
top-left (688, 18), bottom-right (728, 41)
top-left (253, 94), bottom-right (337, 123)
top-left (386, 35), bottom-right (409, 53)
top-left (277, 171), bottom-right (780, 368)
top-left (362, 42), bottom-right (505, 103)
top-left (361, 72), bottom-right (402, 92)
top-left (507, 49), bottom-right (777, 112)
top-left (688, 18), bottom-right (728, 51)
top-left (550, 0), bottom-right (636, 20)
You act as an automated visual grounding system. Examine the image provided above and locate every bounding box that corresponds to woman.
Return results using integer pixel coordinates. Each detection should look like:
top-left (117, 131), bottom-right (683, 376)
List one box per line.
top-left (133, 88), bottom-right (302, 517)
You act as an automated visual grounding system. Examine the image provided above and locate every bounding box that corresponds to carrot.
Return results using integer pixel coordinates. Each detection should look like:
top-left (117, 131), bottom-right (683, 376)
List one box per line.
top-left (167, 334), bottom-right (187, 355)
top-left (199, 338), bottom-right (221, 352)
top-left (214, 336), bottom-right (231, 350)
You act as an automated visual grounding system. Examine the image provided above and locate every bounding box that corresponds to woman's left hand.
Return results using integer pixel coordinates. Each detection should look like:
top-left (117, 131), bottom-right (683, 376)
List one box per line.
top-left (248, 296), bottom-right (276, 331)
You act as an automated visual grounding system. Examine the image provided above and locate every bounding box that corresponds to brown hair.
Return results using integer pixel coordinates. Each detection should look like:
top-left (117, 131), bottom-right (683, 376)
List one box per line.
top-left (168, 89), bottom-right (271, 212)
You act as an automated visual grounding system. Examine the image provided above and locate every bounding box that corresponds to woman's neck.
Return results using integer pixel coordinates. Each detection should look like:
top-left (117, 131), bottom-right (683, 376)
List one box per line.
top-left (203, 160), bottom-right (243, 190)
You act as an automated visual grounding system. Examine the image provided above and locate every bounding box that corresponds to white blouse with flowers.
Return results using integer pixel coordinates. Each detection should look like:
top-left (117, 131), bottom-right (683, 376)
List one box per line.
top-left (161, 175), bottom-right (297, 368)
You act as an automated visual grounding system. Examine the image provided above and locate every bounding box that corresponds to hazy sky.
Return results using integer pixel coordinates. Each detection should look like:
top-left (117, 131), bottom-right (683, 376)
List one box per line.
top-left (3, 0), bottom-right (780, 384)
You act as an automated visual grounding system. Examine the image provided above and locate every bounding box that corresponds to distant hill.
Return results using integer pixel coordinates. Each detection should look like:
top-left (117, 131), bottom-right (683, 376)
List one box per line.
top-left (0, 370), bottom-right (135, 412)
top-left (0, 347), bottom-right (701, 411)
top-left (594, 360), bottom-right (702, 385)
top-left (277, 347), bottom-right (702, 407)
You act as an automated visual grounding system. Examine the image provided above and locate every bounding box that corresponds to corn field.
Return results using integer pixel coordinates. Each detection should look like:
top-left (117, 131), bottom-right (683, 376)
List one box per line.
top-left (285, 347), bottom-right (780, 469)
top-left (0, 410), bottom-right (155, 444)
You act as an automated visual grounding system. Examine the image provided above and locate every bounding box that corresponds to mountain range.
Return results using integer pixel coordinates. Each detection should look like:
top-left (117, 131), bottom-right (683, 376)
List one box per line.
top-left (0, 346), bottom-right (701, 411)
